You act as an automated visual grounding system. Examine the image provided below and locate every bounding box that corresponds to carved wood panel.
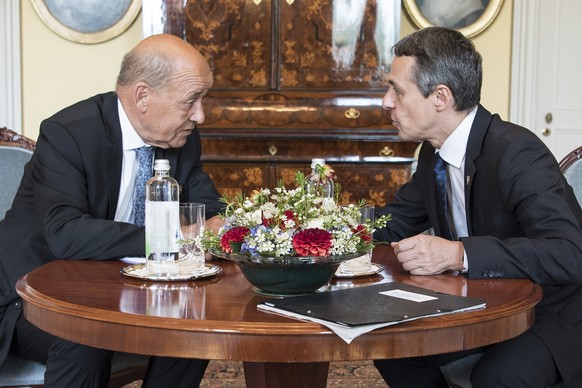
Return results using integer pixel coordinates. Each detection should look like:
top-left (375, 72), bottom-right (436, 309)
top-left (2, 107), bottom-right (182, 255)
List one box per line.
top-left (180, 0), bottom-right (398, 91)
top-left (159, 0), bottom-right (414, 205)
top-left (279, 0), bottom-right (393, 90)
top-left (184, 0), bottom-right (272, 89)
top-left (204, 160), bottom-right (412, 207)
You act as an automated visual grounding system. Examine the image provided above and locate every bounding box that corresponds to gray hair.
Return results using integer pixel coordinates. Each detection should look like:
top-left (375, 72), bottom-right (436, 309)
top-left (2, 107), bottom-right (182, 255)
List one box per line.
top-left (393, 27), bottom-right (482, 112)
top-left (116, 49), bottom-right (175, 90)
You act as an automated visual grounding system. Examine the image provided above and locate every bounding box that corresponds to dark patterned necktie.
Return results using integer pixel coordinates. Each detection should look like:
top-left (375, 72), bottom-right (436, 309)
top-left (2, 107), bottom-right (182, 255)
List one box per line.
top-left (434, 153), bottom-right (454, 240)
top-left (132, 146), bottom-right (154, 226)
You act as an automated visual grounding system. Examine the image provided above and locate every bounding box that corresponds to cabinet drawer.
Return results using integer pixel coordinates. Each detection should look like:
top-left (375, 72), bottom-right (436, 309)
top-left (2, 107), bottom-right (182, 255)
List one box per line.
top-left (204, 160), bottom-right (412, 207)
top-left (201, 138), bottom-right (418, 161)
top-left (332, 163), bottom-right (411, 207)
top-left (204, 163), bottom-right (270, 199)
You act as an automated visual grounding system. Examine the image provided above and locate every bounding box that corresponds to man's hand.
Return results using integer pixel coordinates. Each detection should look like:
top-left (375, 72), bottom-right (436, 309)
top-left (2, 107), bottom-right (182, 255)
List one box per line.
top-left (205, 215), bottom-right (225, 234)
top-left (391, 234), bottom-right (465, 275)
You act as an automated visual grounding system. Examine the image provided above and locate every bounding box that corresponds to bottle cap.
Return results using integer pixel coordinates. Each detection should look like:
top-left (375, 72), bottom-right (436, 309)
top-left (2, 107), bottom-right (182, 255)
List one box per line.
top-left (311, 158), bottom-right (325, 169)
top-left (153, 159), bottom-right (171, 171)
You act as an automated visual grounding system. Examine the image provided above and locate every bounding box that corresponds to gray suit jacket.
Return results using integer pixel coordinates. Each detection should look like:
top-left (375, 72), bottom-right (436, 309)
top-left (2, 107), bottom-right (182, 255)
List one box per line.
top-left (0, 92), bottom-right (222, 366)
top-left (376, 105), bottom-right (582, 386)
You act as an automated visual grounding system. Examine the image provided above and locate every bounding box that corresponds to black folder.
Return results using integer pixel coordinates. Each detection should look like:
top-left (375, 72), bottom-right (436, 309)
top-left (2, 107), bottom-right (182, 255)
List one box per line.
top-left (258, 282), bottom-right (485, 327)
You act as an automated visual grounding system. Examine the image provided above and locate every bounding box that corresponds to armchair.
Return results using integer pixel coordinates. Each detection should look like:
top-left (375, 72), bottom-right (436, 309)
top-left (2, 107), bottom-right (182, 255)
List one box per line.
top-left (559, 145), bottom-right (582, 204)
top-left (0, 127), bottom-right (35, 220)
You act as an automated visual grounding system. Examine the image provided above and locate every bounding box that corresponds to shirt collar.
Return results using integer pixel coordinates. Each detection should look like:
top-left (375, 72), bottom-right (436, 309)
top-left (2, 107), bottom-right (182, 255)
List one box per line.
top-left (118, 98), bottom-right (147, 151)
top-left (437, 106), bottom-right (478, 168)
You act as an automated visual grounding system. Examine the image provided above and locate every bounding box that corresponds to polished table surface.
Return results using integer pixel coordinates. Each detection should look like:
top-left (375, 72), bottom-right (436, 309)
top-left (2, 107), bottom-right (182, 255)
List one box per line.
top-left (16, 246), bottom-right (541, 388)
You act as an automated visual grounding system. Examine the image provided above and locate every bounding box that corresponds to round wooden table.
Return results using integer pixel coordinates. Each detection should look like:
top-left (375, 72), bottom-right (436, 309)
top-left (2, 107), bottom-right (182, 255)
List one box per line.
top-left (16, 246), bottom-right (541, 388)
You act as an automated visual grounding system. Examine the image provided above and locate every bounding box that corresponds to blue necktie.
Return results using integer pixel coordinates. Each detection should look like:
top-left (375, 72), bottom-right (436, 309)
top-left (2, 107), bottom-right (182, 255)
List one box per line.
top-left (132, 146), bottom-right (154, 226)
top-left (434, 153), bottom-right (454, 240)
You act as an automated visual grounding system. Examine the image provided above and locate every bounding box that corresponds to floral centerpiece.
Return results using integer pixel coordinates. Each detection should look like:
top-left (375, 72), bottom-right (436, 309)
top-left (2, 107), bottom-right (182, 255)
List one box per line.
top-left (202, 165), bottom-right (391, 295)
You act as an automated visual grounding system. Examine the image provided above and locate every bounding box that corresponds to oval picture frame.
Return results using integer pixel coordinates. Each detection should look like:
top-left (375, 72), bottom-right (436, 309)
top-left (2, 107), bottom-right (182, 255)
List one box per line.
top-left (31, 0), bottom-right (142, 44)
top-left (403, 0), bottom-right (504, 38)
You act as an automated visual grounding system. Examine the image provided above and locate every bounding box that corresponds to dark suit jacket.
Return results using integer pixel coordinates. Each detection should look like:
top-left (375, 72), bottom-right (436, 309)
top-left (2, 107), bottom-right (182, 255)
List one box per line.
top-left (0, 92), bottom-right (223, 366)
top-left (376, 105), bottom-right (582, 386)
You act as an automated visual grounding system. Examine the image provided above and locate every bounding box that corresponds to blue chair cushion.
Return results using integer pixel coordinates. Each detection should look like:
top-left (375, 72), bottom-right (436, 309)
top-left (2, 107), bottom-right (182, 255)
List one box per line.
top-left (564, 159), bottom-right (582, 206)
top-left (0, 354), bottom-right (44, 386)
top-left (0, 352), bottom-right (149, 387)
top-left (0, 146), bottom-right (33, 220)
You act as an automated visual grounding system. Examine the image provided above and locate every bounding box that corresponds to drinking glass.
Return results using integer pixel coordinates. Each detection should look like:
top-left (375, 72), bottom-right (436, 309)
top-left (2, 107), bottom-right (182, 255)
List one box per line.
top-left (338, 205), bottom-right (375, 273)
top-left (178, 203), bottom-right (206, 274)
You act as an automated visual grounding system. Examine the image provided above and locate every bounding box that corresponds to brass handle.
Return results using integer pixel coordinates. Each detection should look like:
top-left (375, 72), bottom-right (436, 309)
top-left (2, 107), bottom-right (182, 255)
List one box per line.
top-left (545, 112), bottom-right (553, 124)
top-left (268, 145), bottom-right (278, 156)
top-left (379, 146), bottom-right (395, 157)
top-left (344, 108), bottom-right (360, 120)
top-left (542, 128), bottom-right (551, 137)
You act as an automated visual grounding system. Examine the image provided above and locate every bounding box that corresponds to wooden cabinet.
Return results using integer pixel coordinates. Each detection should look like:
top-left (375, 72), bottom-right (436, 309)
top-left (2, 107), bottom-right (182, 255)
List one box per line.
top-left (202, 137), bottom-right (415, 207)
top-left (204, 159), bottom-right (412, 207)
top-left (161, 0), bottom-right (416, 205)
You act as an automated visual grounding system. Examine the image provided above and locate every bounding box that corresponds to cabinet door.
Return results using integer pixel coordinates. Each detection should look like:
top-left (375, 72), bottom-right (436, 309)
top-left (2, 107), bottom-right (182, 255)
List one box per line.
top-left (184, 0), bottom-right (272, 89)
top-left (333, 163), bottom-right (411, 207)
top-left (276, 163), bottom-right (413, 207)
top-left (204, 162), bottom-right (270, 199)
top-left (275, 164), bottom-right (311, 188)
top-left (279, 0), bottom-right (400, 90)
top-left (206, 160), bottom-right (412, 207)
top-left (181, 0), bottom-right (400, 91)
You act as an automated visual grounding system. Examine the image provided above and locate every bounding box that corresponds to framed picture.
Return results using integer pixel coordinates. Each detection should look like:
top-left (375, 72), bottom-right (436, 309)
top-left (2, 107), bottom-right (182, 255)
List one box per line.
top-left (403, 0), bottom-right (504, 38)
top-left (31, 0), bottom-right (142, 44)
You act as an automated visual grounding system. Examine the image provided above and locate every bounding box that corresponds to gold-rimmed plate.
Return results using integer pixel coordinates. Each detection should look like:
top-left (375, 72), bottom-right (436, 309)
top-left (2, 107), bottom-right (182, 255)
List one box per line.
top-left (120, 263), bottom-right (222, 282)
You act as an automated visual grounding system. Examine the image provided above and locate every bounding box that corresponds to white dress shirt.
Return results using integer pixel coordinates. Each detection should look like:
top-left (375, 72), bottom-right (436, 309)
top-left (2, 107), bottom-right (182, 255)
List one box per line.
top-left (435, 106), bottom-right (478, 271)
top-left (114, 99), bottom-right (150, 224)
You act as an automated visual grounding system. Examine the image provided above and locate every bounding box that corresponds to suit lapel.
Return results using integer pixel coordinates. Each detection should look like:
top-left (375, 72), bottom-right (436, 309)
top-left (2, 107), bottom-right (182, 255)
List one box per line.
top-left (102, 93), bottom-right (124, 219)
top-left (464, 105), bottom-right (494, 236)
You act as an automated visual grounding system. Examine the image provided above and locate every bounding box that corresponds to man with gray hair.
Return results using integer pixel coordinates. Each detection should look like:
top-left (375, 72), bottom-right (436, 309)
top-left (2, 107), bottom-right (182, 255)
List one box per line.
top-left (0, 34), bottom-right (223, 387)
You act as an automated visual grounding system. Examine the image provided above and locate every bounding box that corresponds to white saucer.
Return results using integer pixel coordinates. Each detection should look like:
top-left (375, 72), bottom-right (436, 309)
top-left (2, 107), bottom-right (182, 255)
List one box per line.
top-left (334, 263), bottom-right (384, 278)
top-left (120, 263), bottom-right (222, 281)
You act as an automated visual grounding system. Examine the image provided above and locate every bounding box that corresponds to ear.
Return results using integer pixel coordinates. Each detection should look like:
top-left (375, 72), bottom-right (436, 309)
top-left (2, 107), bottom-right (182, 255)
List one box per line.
top-left (434, 85), bottom-right (452, 111)
top-left (134, 82), bottom-right (150, 113)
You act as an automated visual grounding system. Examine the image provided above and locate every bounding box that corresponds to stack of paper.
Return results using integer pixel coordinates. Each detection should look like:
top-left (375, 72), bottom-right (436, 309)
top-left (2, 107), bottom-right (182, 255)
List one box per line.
top-left (257, 282), bottom-right (486, 344)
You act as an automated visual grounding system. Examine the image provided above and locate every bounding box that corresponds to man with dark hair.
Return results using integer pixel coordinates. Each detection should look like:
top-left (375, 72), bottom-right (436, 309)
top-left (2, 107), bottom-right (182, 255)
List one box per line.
top-left (373, 27), bottom-right (582, 387)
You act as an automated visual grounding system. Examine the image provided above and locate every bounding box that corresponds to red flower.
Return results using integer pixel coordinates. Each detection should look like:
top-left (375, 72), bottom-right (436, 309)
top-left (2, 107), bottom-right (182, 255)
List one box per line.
top-left (292, 228), bottom-right (332, 256)
top-left (220, 226), bottom-right (250, 253)
top-left (353, 224), bottom-right (372, 243)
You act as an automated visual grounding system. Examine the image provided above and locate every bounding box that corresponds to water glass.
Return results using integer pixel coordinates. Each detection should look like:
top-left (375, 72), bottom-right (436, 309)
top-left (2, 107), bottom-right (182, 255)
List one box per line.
top-left (178, 203), bottom-right (206, 274)
top-left (338, 205), bottom-right (375, 273)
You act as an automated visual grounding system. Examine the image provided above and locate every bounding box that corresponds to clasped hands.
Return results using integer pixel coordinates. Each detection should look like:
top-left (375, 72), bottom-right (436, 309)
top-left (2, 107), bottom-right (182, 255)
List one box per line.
top-left (391, 234), bottom-right (465, 275)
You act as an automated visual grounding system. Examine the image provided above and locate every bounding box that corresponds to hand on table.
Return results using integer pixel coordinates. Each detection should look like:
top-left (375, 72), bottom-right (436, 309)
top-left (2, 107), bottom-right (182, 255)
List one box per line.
top-left (391, 234), bottom-right (465, 275)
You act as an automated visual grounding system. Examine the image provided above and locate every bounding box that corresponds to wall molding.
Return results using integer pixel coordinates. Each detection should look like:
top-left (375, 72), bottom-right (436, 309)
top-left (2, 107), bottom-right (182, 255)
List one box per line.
top-left (510, 0), bottom-right (539, 129)
top-left (0, 0), bottom-right (22, 133)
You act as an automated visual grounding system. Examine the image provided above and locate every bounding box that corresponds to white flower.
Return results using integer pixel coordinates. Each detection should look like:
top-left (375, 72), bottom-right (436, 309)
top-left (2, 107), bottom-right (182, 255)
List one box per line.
top-left (249, 209), bottom-right (263, 225)
top-left (305, 216), bottom-right (325, 229)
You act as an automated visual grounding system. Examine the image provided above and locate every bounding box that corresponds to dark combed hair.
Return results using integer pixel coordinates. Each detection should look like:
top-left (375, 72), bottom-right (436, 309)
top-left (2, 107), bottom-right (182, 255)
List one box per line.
top-left (393, 27), bottom-right (482, 112)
